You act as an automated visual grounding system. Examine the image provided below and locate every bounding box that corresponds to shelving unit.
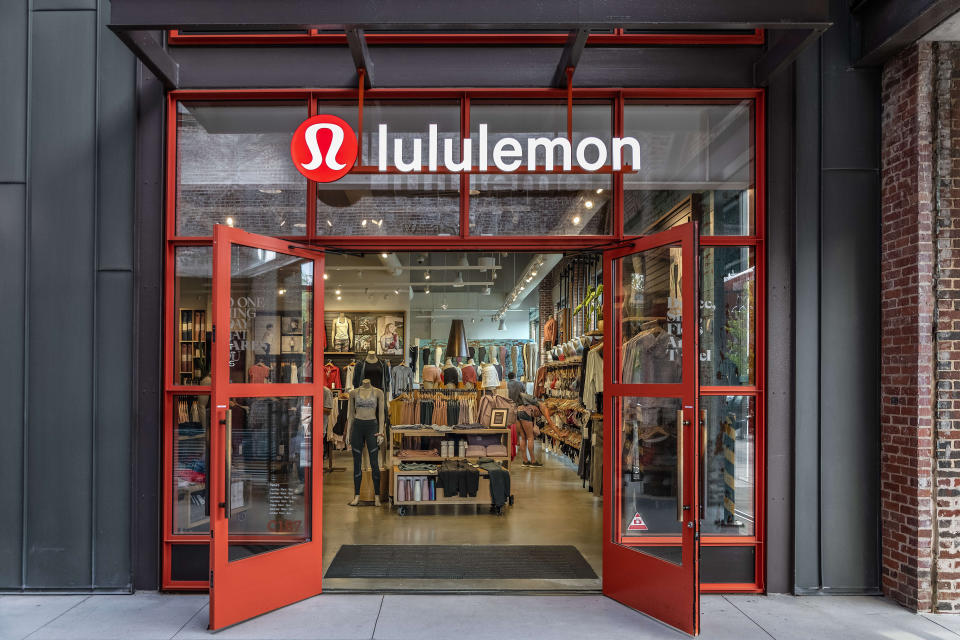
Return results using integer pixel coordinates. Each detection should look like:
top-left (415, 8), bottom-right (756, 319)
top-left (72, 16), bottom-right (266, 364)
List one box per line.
top-left (178, 308), bottom-right (208, 385)
top-left (389, 427), bottom-right (512, 515)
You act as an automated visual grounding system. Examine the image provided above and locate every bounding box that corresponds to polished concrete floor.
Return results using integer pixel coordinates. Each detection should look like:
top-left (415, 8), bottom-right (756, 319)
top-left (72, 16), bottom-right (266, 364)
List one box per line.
top-left (321, 445), bottom-right (603, 591)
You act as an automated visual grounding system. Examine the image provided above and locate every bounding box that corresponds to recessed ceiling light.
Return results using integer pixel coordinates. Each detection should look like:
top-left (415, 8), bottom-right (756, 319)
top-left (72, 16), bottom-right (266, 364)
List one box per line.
top-left (336, 295), bottom-right (342, 301)
top-left (335, 288), bottom-right (341, 295)
top-left (596, 188), bottom-right (604, 194)
top-left (326, 220), bottom-right (332, 227)
top-left (585, 200), bottom-right (594, 209)
top-left (361, 219), bottom-right (367, 227)
top-left (381, 252), bottom-right (389, 258)
top-left (294, 223), bottom-right (307, 228)
top-left (226, 217), bottom-right (234, 227)
top-left (278, 288), bottom-right (286, 296)
top-left (573, 216), bottom-right (581, 224)
top-left (323, 273), bottom-right (328, 280)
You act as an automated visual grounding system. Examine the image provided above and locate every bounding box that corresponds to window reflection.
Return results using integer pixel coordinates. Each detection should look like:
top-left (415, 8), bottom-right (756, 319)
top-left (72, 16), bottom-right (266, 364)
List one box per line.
top-left (700, 396), bottom-right (755, 536)
top-left (700, 247), bottom-right (755, 385)
top-left (174, 246), bottom-right (212, 386)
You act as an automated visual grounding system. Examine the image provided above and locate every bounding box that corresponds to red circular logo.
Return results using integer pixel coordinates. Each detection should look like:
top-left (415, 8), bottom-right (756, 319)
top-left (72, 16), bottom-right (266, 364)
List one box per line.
top-left (290, 115), bottom-right (358, 183)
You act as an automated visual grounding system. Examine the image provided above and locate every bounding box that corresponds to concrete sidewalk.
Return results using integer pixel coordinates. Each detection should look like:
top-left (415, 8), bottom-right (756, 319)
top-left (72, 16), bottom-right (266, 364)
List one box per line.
top-left (3, 592), bottom-right (960, 640)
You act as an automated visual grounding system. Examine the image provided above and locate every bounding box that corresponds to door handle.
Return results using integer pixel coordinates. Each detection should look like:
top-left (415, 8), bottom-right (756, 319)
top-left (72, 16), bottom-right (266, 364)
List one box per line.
top-left (677, 410), bottom-right (684, 522)
top-left (223, 409), bottom-right (232, 518)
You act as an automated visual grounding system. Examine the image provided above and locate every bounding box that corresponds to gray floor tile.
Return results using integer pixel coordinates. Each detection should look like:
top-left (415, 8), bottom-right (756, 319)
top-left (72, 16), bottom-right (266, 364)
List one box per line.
top-left (26, 593), bottom-right (205, 640)
top-left (697, 596), bottom-right (771, 640)
top-left (923, 614), bottom-right (960, 635)
top-left (0, 596), bottom-right (89, 640)
top-left (728, 594), bottom-right (957, 640)
top-left (373, 595), bottom-right (687, 640)
top-left (172, 594), bottom-right (382, 640)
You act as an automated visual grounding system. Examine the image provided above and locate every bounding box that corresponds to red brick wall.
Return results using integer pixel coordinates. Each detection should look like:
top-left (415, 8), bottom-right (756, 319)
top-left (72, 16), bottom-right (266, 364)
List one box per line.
top-left (881, 40), bottom-right (960, 612)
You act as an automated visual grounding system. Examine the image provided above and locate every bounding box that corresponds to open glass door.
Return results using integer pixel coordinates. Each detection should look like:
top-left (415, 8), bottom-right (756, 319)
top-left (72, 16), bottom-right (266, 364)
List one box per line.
top-left (209, 224), bottom-right (324, 630)
top-left (602, 222), bottom-right (700, 635)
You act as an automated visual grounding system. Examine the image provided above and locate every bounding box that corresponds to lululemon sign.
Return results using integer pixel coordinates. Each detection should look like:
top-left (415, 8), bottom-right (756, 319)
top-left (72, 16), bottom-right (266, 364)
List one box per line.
top-left (291, 116), bottom-right (642, 181)
top-left (290, 115), bottom-right (358, 182)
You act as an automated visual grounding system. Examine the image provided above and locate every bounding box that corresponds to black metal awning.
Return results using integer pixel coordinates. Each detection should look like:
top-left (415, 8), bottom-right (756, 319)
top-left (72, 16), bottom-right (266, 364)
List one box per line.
top-left (108, 0), bottom-right (841, 90)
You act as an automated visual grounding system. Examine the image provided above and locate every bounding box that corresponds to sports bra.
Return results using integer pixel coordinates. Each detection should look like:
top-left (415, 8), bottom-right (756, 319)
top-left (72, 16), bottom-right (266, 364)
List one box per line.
top-left (354, 394), bottom-right (377, 409)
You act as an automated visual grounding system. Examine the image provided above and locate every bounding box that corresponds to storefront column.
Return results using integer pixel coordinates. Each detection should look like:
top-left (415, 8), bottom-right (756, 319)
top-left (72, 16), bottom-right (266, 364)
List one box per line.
top-left (880, 40), bottom-right (960, 612)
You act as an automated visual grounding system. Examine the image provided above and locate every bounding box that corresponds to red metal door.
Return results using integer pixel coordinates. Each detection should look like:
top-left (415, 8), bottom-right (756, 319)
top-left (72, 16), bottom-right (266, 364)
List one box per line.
top-left (602, 222), bottom-right (701, 635)
top-left (209, 225), bottom-right (325, 630)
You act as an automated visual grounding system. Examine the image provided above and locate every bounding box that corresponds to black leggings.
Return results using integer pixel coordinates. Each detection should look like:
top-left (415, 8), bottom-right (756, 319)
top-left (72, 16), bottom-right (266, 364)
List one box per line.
top-left (351, 419), bottom-right (381, 494)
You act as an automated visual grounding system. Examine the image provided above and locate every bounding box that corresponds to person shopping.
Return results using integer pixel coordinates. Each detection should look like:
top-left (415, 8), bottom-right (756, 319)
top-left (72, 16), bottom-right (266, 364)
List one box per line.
top-left (516, 392), bottom-right (550, 467)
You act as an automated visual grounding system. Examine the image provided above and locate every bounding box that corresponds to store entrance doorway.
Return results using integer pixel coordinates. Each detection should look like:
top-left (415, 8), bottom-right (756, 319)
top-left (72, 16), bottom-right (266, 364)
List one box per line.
top-left (205, 227), bottom-right (702, 635)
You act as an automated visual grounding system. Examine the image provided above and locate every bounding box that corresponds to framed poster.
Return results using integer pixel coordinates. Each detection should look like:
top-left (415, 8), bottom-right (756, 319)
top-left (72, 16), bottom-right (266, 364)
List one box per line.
top-left (354, 334), bottom-right (373, 353)
top-left (377, 315), bottom-right (404, 355)
top-left (282, 316), bottom-right (303, 335)
top-left (356, 315), bottom-right (376, 335)
top-left (282, 335), bottom-right (304, 353)
top-left (253, 315), bottom-right (280, 355)
top-left (490, 409), bottom-right (509, 428)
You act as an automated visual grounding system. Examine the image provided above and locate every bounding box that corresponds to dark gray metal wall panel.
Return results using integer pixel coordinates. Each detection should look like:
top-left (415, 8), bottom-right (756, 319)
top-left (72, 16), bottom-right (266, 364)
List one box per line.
top-left (819, 169), bottom-right (880, 590)
top-left (26, 10), bottom-right (97, 587)
top-left (765, 60), bottom-right (797, 595)
top-left (0, 0), bottom-right (27, 182)
top-left (793, 43), bottom-right (823, 593)
top-left (97, 0), bottom-right (136, 271)
top-left (0, 184), bottom-right (26, 588)
top-left (171, 44), bottom-right (757, 88)
top-left (131, 65), bottom-right (164, 591)
top-left (33, 0), bottom-right (97, 10)
top-left (94, 270), bottom-right (133, 588)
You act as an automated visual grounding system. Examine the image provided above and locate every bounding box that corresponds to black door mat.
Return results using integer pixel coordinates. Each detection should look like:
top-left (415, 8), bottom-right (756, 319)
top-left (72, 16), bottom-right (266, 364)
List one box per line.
top-left (325, 545), bottom-right (598, 580)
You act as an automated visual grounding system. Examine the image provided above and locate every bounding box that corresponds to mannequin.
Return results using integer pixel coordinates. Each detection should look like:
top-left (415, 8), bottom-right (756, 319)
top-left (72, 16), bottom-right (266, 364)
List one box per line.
top-left (442, 357), bottom-right (460, 388)
top-left (333, 312), bottom-right (353, 352)
top-left (481, 360), bottom-right (500, 390)
top-left (248, 358), bottom-right (271, 384)
top-left (543, 314), bottom-right (557, 349)
top-left (434, 345), bottom-right (443, 367)
top-left (352, 350), bottom-right (391, 398)
top-left (489, 351), bottom-right (503, 381)
top-left (422, 356), bottom-right (442, 389)
top-left (347, 379), bottom-right (385, 506)
top-left (461, 358), bottom-right (478, 384)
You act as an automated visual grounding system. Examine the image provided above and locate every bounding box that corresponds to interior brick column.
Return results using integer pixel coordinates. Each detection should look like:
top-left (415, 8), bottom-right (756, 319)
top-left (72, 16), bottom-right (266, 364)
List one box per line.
top-left (880, 42), bottom-right (936, 611)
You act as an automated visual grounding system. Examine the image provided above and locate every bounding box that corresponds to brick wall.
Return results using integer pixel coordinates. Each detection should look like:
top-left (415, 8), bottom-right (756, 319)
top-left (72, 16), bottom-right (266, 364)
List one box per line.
top-left (881, 41), bottom-right (960, 612)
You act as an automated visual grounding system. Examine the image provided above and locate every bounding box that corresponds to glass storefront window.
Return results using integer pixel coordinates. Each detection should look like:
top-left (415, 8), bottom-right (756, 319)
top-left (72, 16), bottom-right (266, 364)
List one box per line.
top-left (228, 245), bottom-right (314, 384)
top-left (317, 100), bottom-right (461, 235)
top-left (316, 173), bottom-right (460, 236)
top-left (174, 246), bottom-right (212, 386)
top-left (616, 245), bottom-right (684, 384)
top-left (469, 102), bottom-right (613, 235)
top-left (227, 396), bottom-right (313, 560)
top-left (622, 102), bottom-right (753, 236)
top-left (700, 395), bottom-right (755, 536)
top-left (173, 394), bottom-right (211, 533)
top-left (700, 247), bottom-right (755, 386)
top-left (617, 396), bottom-right (683, 565)
top-left (176, 101), bottom-right (307, 237)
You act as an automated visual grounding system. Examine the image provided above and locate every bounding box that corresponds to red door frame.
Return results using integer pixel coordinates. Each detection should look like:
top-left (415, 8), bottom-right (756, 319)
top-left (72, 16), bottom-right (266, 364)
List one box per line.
top-left (208, 225), bottom-right (326, 630)
top-left (160, 87), bottom-right (766, 595)
top-left (602, 222), bottom-right (701, 634)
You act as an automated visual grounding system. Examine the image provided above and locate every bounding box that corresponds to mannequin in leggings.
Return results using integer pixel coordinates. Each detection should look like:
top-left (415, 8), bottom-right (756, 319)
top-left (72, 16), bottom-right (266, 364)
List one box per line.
top-left (347, 379), bottom-right (385, 506)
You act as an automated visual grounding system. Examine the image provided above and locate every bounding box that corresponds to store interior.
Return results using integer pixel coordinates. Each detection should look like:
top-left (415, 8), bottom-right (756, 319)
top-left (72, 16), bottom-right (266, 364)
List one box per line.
top-left (318, 250), bottom-right (606, 591)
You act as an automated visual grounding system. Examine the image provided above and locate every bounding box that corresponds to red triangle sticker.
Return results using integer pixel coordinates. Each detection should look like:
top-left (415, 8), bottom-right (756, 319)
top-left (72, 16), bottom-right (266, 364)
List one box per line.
top-left (627, 513), bottom-right (648, 531)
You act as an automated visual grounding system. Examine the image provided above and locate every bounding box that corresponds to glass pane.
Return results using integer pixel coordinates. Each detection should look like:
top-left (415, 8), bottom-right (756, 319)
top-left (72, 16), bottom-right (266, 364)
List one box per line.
top-left (229, 246), bottom-right (314, 383)
top-left (227, 397), bottom-right (313, 560)
top-left (174, 246), bottom-right (212, 386)
top-left (617, 245), bottom-right (683, 384)
top-left (618, 396), bottom-right (683, 565)
top-left (470, 174), bottom-right (612, 236)
top-left (700, 396), bottom-right (755, 536)
top-left (172, 394), bottom-right (212, 533)
top-left (700, 247), bottom-right (755, 385)
top-left (317, 99), bottom-right (460, 167)
top-left (176, 101), bottom-right (307, 237)
top-left (316, 173), bottom-right (460, 236)
top-left (622, 103), bottom-right (753, 236)
top-left (469, 102), bottom-right (613, 235)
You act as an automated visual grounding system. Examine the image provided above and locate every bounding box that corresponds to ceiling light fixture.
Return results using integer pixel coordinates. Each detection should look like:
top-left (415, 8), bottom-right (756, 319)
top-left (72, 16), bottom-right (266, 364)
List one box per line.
top-left (334, 288), bottom-right (341, 295)
top-left (424, 286), bottom-right (431, 294)
top-left (226, 217), bottom-right (234, 227)
top-left (596, 188), bottom-right (604, 194)
top-left (326, 220), bottom-right (332, 227)
top-left (361, 219), bottom-right (367, 227)
top-left (573, 216), bottom-right (581, 224)
top-left (585, 200), bottom-right (594, 209)
top-left (322, 273), bottom-right (328, 280)
top-left (336, 295), bottom-right (342, 301)
top-left (278, 288), bottom-right (286, 296)
top-left (458, 254), bottom-right (470, 268)
top-left (381, 252), bottom-right (389, 259)
top-left (452, 272), bottom-right (465, 287)
top-left (424, 271), bottom-right (431, 280)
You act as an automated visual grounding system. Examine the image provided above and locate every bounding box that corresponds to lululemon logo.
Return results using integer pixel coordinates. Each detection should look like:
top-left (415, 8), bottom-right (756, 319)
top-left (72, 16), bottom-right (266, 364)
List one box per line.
top-left (290, 115), bottom-right (358, 182)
